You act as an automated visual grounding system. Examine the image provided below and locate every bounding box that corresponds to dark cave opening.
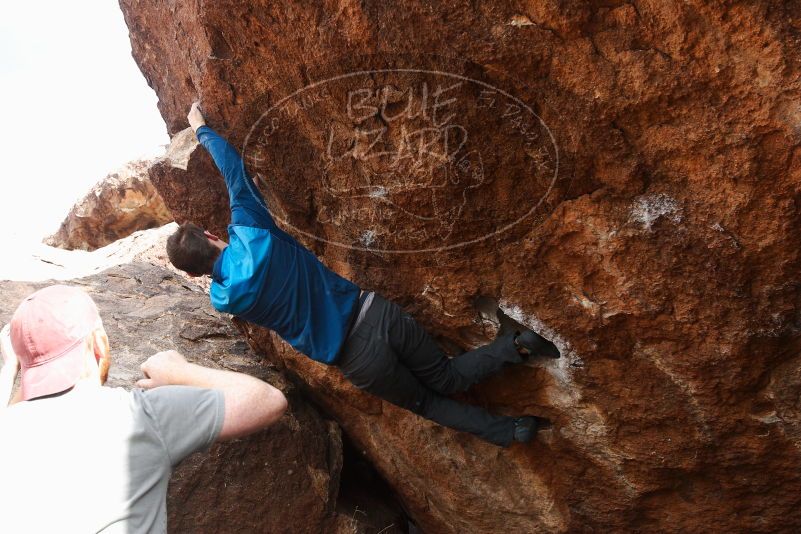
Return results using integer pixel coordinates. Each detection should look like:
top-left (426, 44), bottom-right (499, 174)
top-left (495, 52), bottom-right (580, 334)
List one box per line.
top-left (336, 433), bottom-right (415, 533)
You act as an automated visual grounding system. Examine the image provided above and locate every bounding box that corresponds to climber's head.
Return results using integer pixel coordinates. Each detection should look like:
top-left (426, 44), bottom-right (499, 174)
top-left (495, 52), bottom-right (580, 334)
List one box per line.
top-left (9, 285), bottom-right (111, 400)
top-left (166, 222), bottom-right (227, 277)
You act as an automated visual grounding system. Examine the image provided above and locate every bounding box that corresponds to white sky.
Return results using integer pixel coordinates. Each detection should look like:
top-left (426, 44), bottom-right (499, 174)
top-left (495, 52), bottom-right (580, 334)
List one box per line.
top-left (0, 0), bottom-right (169, 247)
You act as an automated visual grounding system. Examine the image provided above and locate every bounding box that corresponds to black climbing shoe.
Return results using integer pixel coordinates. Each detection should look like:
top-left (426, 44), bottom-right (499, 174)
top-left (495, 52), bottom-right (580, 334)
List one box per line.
top-left (513, 416), bottom-right (551, 443)
top-left (515, 330), bottom-right (560, 359)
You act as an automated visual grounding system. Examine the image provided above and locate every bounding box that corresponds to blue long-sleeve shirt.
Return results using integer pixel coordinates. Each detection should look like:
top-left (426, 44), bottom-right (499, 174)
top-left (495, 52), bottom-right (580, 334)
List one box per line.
top-left (196, 125), bottom-right (360, 364)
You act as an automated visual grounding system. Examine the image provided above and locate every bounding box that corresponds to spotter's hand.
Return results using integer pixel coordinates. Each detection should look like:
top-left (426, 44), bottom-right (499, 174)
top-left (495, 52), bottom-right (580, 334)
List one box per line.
top-left (137, 350), bottom-right (190, 389)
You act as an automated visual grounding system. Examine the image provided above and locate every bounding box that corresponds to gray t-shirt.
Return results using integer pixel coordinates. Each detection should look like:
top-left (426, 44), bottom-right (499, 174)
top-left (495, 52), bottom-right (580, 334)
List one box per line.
top-left (0, 384), bottom-right (224, 533)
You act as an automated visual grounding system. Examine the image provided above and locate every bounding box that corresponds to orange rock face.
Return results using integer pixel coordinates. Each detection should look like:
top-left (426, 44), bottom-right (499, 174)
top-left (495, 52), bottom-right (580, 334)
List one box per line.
top-left (120, 1), bottom-right (801, 532)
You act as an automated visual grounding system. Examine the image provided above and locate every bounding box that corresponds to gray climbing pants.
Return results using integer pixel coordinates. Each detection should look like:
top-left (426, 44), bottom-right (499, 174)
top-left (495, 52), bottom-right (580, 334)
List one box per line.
top-left (336, 293), bottom-right (522, 446)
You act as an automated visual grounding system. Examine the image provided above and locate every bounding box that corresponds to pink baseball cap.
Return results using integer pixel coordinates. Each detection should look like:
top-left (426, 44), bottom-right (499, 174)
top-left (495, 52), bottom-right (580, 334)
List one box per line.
top-left (9, 285), bottom-right (102, 401)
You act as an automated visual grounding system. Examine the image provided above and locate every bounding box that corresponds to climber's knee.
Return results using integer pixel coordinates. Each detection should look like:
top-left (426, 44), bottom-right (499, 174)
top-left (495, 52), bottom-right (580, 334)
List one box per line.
top-left (409, 391), bottom-right (429, 416)
top-left (372, 380), bottom-right (432, 416)
top-left (420, 361), bottom-right (464, 396)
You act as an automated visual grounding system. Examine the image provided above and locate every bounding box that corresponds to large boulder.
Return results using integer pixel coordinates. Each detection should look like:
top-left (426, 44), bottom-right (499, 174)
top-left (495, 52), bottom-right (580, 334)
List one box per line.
top-left (119, 1), bottom-right (801, 532)
top-left (46, 160), bottom-right (172, 251)
top-left (147, 128), bottom-right (233, 237)
top-left (0, 262), bottom-right (344, 534)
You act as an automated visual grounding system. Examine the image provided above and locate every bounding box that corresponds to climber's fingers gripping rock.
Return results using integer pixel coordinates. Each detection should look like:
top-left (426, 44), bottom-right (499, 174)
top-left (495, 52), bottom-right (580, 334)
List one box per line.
top-left (187, 101), bottom-right (206, 132)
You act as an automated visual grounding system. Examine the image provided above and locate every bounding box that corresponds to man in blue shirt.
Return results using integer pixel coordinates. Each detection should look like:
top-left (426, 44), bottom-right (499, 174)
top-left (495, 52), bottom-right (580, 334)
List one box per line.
top-left (166, 103), bottom-right (559, 447)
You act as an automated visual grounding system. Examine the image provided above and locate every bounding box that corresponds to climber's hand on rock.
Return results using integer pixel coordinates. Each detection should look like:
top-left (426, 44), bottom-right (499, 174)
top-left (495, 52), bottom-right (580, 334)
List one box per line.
top-left (137, 350), bottom-right (189, 389)
top-left (187, 101), bottom-right (206, 132)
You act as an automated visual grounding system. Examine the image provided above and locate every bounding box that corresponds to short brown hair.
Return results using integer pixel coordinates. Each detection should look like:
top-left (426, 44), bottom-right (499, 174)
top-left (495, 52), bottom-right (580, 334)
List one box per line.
top-left (166, 222), bottom-right (221, 275)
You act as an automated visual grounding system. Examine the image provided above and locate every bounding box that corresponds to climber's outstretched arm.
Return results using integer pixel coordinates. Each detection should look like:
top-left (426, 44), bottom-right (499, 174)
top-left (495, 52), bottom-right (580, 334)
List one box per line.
top-left (187, 102), bottom-right (274, 230)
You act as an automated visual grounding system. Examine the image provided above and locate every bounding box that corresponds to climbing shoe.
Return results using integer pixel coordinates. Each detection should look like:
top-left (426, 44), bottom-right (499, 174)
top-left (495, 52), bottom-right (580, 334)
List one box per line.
top-left (513, 416), bottom-right (551, 443)
top-left (514, 330), bottom-right (560, 359)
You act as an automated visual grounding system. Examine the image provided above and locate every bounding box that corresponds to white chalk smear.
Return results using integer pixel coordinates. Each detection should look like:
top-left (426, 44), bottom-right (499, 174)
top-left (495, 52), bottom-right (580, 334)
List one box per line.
top-left (629, 193), bottom-right (682, 231)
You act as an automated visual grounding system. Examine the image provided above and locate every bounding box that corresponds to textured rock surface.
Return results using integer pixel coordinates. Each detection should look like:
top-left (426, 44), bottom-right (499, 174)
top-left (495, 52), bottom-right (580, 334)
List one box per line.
top-left (46, 160), bottom-right (172, 251)
top-left (147, 128), bottom-right (233, 237)
top-left (120, 1), bottom-right (801, 532)
top-left (0, 262), bottom-right (343, 534)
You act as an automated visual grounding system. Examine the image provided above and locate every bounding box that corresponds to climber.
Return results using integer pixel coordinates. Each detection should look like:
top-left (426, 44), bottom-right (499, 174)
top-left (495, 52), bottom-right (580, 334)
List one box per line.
top-left (166, 102), bottom-right (560, 447)
top-left (0, 285), bottom-right (287, 532)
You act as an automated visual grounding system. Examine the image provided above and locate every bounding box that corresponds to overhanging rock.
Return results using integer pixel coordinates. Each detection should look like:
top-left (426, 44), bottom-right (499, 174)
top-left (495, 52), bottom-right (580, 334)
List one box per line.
top-left (120, 1), bottom-right (801, 531)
